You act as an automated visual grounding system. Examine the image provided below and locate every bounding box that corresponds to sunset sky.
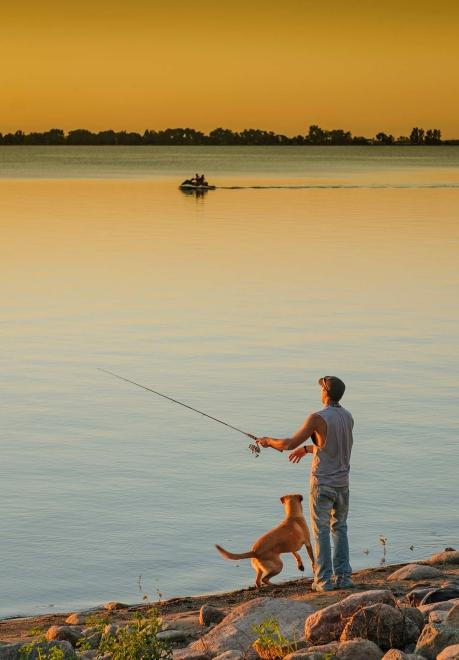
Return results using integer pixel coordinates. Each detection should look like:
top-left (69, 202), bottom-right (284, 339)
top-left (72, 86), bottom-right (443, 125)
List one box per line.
top-left (2, 0), bottom-right (458, 137)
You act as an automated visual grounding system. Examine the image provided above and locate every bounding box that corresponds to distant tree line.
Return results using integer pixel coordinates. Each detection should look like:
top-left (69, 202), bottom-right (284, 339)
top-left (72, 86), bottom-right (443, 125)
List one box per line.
top-left (0, 125), bottom-right (456, 146)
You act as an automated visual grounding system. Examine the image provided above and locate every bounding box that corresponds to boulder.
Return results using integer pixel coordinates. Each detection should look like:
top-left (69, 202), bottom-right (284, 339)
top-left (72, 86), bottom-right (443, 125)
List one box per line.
top-left (173, 650), bottom-right (212, 660)
top-left (437, 644), bottom-right (459, 659)
top-left (446, 605), bottom-right (459, 628)
top-left (381, 651), bottom-right (427, 659)
top-left (408, 586), bottom-right (459, 607)
top-left (157, 630), bottom-right (188, 642)
top-left (82, 631), bottom-right (101, 649)
top-left (213, 651), bottom-right (244, 660)
top-left (285, 638), bottom-right (384, 659)
top-left (103, 624), bottom-right (118, 637)
top-left (340, 603), bottom-right (420, 651)
top-left (424, 551), bottom-right (459, 566)
top-left (304, 589), bottom-right (396, 645)
top-left (284, 644), bottom-right (340, 660)
top-left (419, 599), bottom-right (459, 620)
top-left (46, 625), bottom-right (84, 647)
top-left (189, 597), bottom-right (314, 656)
top-left (388, 565), bottom-right (442, 581)
top-left (401, 607), bottom-right (424, 631)
top-left (429, 610), bottom-right (448, 624)
top-left (163, 616), bottom-right (202, 636)
top-left (103, 601), bottom-right (128, 611)
top-left (0, 640), bottom-right (76, 659)
top-left (66, 613), bottom-right (87, 625)
top-left (199, 605), bottom-right (226, 627)
top-left (414, 623), bottom-right (459, 660)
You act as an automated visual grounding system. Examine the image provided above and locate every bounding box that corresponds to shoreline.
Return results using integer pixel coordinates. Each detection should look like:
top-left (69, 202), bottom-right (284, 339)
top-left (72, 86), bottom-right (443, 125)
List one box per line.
top-left (1, 552), bottom-right (458, 646)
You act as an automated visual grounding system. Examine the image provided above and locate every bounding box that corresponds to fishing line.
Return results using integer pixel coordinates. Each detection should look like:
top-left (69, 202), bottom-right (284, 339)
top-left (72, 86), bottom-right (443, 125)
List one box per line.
top-left (98, 368), bottom-right (261, 456)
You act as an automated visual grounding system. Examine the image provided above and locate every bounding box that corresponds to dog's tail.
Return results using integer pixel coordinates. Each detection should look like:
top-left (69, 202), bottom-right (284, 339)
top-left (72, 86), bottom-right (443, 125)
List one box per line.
top-left (215, 544), bottom-right (257, 561)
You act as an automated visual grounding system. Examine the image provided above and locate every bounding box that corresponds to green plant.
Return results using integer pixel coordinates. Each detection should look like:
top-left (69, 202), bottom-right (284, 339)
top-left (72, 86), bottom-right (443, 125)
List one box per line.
top-left (84, 613), bottom-right (110, 629)
top-left (98, 607), bottom-right (172, 660)
top-left (252, 618), bottom-right (297, 660)
top-left (19, 641), bottom-right (65, 660)
top-left (76, 636), bottom-right (92, 651)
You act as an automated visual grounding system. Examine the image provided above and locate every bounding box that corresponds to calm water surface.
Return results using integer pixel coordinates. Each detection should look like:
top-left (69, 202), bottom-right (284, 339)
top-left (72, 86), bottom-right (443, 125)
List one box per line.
top-left (1, 147), bottom-right (458, 617)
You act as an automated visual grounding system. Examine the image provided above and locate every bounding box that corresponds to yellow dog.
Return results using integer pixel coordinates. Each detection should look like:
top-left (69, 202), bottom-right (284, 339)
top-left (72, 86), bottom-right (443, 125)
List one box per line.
top-left (216, 493), bottom-right (314, 588)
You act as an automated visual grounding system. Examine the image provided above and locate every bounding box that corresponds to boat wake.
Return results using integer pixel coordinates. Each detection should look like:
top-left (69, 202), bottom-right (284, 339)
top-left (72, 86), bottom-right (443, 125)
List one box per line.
top-left (216, 183), bottom-right (459, 190)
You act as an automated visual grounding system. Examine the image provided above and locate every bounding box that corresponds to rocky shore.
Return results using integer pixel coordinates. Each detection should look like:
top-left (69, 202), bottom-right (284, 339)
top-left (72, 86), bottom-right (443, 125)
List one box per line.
top-left (1, 549), bottom-right (459, 659)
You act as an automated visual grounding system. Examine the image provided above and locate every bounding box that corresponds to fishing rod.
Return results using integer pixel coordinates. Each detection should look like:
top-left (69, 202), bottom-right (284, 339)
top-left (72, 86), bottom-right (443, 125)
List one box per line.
top-left (98, 368), bottom-right (264, 456)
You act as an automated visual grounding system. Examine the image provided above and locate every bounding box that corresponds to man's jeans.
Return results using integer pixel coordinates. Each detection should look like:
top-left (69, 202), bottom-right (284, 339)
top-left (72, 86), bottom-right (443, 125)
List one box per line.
top-left (309, 484), bottom-right (352, 590)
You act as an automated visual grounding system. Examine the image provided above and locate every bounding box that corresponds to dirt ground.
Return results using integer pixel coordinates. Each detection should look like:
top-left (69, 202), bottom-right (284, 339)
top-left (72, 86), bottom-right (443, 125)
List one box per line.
top-left (1, 560), bottom-right (458, 645)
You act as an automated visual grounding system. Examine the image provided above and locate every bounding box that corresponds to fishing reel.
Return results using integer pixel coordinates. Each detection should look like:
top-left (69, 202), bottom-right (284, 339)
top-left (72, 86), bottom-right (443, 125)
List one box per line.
top-left (248, 443), bottom-right (261, 457)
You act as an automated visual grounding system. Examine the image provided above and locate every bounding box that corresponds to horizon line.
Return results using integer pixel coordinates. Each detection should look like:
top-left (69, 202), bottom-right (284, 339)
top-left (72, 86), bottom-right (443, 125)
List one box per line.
top-left (1, 125), bottom-right (457, 146)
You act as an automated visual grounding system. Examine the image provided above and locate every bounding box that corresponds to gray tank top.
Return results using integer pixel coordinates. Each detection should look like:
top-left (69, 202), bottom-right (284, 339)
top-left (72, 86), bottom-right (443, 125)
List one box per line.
top-left (310, 405), bottom-right (354, 487)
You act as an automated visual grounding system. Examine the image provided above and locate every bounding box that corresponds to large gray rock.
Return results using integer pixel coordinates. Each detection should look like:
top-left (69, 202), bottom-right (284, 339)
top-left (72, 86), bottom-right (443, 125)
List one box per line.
top-left (408, 585), bottom-right (459, 607)
top-left (173, 650), bottom-right (217, 660)
top-left (188, 597), bottom-right (314, 656)
top-left (419, 599), bottom-right (459, 620)
top-left (414, 623), bottom-right (459, 660)
top-left (46, 625), bottom-right (84, 647)
top-left (83, 631), bottom-right (102, 649)
top-left (340, 603), bottom-right (420, 651)
top-left (163, 615), bottom-right (202, 637)
top-left (199, 605), bottom-right (226, 627)
top-left (304, 589), bottom-right (396, 645)
top-left (381, 651), bottom-right (427, 659)
top-left (388, 565), bottom-right (442, 581)
top-left (429, 610), bottom-right (448, 624)
top-left (437, 643), bottom-right (459, 659)
top-left (283, 653), bottom-right (329, 660)
top-left (0, 640), bottom-right (75, 659)
top-left (157, 630), bottom-right (188, 642)
top-left (424, 551), bottom-right (459, 566)
top-left (66, 613), bottom-right (87, 625)
top-left (446, 604), bottom-right (459, 628)
top-left (400, 607), bottom-right (425, 631)
top-left (285, 638), bottom-right (384, 659)
top-left (213, 651), bottom-right (243, 660)
top-left (103, 601), bottom-right (128, 611)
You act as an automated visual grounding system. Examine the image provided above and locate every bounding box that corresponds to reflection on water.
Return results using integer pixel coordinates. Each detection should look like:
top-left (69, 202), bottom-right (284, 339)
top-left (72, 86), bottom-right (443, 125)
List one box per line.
top-left (1, 150), bottom-right (458, 617)
top-left (179, 186), bottom-right (213, 198)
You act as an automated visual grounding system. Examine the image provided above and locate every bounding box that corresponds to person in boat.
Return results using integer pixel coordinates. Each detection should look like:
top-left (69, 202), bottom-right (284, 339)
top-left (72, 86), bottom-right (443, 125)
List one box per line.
top-left (196, 173), bottom-right (208, 186)
top-left (181, 174), bottom-right (209, 187)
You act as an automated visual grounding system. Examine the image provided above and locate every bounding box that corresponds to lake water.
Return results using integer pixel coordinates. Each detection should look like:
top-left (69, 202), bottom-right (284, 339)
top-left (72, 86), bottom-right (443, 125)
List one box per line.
top-left (1, 147), bottom-right (458, 618)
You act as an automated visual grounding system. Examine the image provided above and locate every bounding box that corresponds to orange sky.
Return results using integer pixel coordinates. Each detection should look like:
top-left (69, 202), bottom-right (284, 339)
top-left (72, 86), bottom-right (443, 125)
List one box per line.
top-left (2, 0), bottom-right (458, 137)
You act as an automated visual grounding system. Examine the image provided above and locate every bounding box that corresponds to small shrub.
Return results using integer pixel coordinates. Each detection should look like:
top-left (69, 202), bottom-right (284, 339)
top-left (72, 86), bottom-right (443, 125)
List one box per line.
top-left (76, 636), bottom-right (93, 651)
top-left (20, 641), bottom-right (65, 660)
top-left (252, 618), bottom-right (297, 660)
top-left (84, 613), bottom-right (110, 629)
top-left (98, 608), bottom-right (172, 660)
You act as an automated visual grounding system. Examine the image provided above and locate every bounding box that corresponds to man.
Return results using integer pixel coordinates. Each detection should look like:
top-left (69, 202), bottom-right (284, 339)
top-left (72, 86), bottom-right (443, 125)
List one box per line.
top-left (256, 376), bottom-right (354, 591)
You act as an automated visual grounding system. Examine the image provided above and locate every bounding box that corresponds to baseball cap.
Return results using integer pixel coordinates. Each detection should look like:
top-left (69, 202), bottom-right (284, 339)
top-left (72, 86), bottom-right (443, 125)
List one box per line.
top-left (318, 376), bottom-right (346, 401)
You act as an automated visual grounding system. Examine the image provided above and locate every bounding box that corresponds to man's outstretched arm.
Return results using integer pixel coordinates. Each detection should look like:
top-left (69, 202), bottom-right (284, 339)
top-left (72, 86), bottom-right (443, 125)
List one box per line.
top-left (256, 413), bottom-right (321, 452)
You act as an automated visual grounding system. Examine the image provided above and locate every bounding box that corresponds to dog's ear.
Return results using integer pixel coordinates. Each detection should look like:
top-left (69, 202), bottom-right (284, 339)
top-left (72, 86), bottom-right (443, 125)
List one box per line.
top-left (299, 494), bottom-right (303, 502)
top-left (280, 495), bottom-right (285, 504)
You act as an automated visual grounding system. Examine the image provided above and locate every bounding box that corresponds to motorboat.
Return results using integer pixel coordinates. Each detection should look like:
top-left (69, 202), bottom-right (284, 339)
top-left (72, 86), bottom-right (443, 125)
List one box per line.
top-left (179, 181), bottom-right (216, 191)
